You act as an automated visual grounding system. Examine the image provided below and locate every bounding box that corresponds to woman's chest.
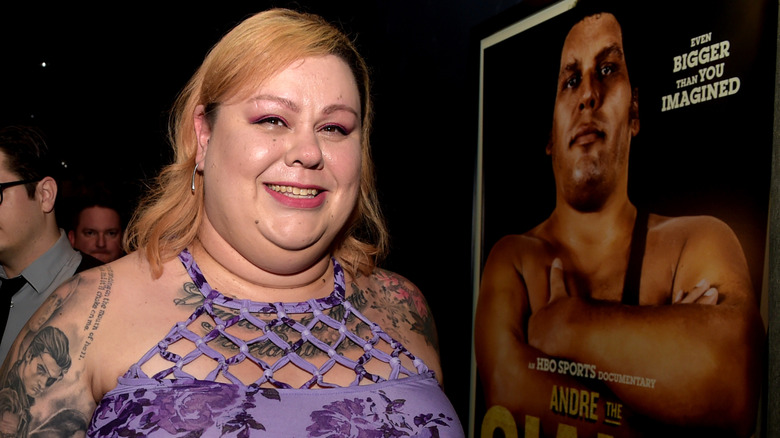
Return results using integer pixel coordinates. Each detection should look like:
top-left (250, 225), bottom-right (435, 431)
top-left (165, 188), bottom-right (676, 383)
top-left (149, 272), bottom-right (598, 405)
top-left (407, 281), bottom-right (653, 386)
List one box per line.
top-left (91, 284), bottom-right (409, 394)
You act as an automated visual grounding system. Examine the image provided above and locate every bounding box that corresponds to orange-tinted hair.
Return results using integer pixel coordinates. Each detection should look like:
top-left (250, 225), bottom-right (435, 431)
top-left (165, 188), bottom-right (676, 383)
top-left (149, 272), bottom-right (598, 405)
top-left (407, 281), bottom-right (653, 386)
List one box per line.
top-left (124, 9), bottom-right (387, 278)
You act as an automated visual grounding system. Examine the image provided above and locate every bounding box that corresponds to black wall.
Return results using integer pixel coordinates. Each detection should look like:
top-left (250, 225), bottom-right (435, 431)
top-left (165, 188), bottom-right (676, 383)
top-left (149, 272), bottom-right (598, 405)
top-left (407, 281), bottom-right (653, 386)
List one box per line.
top-left (0, 1), bottom-right (535, 430)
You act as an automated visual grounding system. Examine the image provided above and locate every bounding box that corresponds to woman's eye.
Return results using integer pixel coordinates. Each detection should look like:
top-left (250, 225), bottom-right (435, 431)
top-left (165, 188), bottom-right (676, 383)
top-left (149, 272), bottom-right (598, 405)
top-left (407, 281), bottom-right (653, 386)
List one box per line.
top-left (320, 124), bottom-right (348, 135)
top-left (600, 64), bottom-right (615, 77)
top-left (255, 116), bottom-right (287, 127)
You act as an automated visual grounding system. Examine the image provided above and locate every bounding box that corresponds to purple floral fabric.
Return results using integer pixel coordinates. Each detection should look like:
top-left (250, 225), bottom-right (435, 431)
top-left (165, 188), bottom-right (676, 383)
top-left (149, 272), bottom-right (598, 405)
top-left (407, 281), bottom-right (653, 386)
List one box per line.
top-left (307, 390), bottom-right (455, 438)
top-left (87, 250), bottom-right (464, 436)
top-left (88, 375), bottom-right (463, 437)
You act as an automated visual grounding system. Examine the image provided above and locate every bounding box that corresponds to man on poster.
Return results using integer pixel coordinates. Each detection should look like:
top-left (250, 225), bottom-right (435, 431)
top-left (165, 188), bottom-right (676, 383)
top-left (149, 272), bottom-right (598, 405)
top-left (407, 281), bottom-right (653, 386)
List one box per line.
top-left (475, 6), bottom-right (764, 437)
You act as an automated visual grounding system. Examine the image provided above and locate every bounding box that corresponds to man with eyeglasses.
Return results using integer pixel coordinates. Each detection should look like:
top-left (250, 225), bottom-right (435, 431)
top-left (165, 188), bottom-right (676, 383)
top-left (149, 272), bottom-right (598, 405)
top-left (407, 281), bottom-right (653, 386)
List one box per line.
top-left (0, 126), bottom-right (102, 364)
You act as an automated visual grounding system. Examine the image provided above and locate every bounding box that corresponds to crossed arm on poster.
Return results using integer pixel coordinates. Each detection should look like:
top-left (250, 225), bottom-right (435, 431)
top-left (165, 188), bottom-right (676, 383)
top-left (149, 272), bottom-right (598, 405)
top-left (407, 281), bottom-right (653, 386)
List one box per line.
top-left (475, 211), bottom-right (764, 437)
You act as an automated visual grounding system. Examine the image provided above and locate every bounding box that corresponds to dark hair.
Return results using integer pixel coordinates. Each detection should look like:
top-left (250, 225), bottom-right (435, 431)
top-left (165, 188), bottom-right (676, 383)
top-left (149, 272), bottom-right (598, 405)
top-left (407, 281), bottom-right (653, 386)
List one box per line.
top-left (0, 125), bottom-right (56, 198)
top-left (0, 388), bottom-right (22, 415)
top-left (68, 190), bottom-right (125, 233)
top-left (25, 326), bottom-right (71, 373)
top-left (560, 0), bottom-right (637, 88)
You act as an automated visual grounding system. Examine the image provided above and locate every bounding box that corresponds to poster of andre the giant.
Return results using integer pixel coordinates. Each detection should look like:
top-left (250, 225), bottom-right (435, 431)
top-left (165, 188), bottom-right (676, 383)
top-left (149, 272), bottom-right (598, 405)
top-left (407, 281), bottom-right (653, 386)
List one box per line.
top-left (470, 0), bottom-right (777, 437)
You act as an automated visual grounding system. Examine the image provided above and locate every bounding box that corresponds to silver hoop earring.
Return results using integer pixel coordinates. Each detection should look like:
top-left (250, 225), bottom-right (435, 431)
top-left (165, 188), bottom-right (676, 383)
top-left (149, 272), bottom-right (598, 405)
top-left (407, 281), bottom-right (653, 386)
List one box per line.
top-left (191, 163), bottom-right (198, 193)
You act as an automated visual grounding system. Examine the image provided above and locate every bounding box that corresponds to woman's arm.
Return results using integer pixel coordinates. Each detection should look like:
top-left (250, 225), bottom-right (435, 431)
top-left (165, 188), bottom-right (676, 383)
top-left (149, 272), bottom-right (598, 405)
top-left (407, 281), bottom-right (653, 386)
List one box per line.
top-left (0, 267), bottom-right (111, 437)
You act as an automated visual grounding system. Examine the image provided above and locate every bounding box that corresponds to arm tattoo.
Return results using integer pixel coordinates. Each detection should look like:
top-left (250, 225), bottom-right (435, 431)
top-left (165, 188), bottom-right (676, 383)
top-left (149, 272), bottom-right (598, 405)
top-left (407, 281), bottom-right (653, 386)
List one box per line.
top-left (2, 326), bottom-right (84, 437)
top-left (79, 266), bottom-right (114, 361)
top-left (0, 267), bottom-right (114, 437)
top-left (27, 275), bottom-right (81, 333)
top-left (365, 271), bottom-right (439, 351)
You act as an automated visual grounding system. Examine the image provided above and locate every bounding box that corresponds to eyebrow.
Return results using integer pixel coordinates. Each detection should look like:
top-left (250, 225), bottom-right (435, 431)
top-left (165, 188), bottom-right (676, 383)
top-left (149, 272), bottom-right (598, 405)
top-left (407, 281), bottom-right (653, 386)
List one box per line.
top-left (323, 103), bottom-right (359, 118)
top-left (560, 43), bottom-right (625, 76)
top-left (251, 95), bottom-right (359, 118)
top-left (595, 43), bottom-right (625, 64)
top-left (252, 95), bottom-right (299, 112)
top-left (37, 361), bottom-right (55, 379)
top-left (38, 353), bottom-right (64, 379)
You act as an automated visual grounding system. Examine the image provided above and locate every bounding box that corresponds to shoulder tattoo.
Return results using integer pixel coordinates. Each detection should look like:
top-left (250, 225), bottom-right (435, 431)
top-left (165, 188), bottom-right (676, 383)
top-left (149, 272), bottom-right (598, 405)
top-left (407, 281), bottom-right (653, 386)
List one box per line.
top-left (78, 266), bottom-right (115, 360)
top-left (361, 271), bottom-right (439, 352)
top-left (0, 268), bottom-right (113, 436)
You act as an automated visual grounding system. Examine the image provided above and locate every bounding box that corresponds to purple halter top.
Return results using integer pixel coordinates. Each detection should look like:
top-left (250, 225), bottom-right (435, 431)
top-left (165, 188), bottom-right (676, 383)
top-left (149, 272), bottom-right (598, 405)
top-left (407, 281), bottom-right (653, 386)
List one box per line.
top-left (86, 249), bottom-right (464, 437)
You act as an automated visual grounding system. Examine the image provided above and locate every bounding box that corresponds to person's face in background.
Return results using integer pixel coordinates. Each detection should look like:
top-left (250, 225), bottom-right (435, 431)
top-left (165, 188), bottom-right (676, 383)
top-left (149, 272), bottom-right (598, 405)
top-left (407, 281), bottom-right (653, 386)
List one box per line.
top-left (68, 206), bottom-right (123, 263)
top-left (547, 12), bottom-right (639, 212)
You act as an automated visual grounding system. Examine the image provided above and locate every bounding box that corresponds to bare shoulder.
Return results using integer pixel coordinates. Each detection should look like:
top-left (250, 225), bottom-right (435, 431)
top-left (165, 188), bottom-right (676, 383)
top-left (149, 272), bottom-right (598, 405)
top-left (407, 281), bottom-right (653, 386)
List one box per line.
top-left (649, 213), bottom-right (753, 302)
top-left (650, 213), bottom-right (737, 240)
top-left (485, 225), bottom-right (560, 283)
top-left (349, 268), bottom-right (442, 379)
top-left (352, 269), bottom-right (438, 350)
top-left (2, 254), bottom-right (150, 376)
top-left (648, 213), bottom-right (745, 261)
top-left (37, 253), bottom-right (151, 338)
top-left (0, 252), bottom-right (185, 436)
top-left (481, 231), bottom-right (556, 309)
top-left (5, 262), bottom-right (114, 368)
top-left (488, 232), bottom-right (551, 261)
top-left (3, 252), bottom-right (167, 389)
top-left (0, 263), bottom-right (117, 436)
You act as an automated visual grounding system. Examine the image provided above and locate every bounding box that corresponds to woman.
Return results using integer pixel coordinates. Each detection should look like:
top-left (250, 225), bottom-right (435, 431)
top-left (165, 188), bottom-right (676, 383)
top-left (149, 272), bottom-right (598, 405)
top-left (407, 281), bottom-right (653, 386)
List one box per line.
top-left (0, 9), bottom-right (463, 437)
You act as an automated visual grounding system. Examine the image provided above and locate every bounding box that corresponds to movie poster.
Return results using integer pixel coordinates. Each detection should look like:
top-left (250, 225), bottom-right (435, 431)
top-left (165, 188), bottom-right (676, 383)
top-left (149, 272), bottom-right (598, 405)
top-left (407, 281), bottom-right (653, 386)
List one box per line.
top-left (470, 0), bottom-right (777, 437)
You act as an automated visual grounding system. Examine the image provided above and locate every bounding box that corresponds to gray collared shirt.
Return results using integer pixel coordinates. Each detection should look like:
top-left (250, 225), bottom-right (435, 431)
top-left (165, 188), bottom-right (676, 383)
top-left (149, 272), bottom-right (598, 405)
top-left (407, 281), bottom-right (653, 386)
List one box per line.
top-left (0, 230), bottom-right (81, 362)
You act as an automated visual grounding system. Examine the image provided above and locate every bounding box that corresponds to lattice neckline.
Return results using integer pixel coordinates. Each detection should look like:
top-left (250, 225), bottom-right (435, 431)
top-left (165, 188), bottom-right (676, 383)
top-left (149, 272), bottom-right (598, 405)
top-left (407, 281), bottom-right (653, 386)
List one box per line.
top-left (125, 248), bottom-right (427, 389)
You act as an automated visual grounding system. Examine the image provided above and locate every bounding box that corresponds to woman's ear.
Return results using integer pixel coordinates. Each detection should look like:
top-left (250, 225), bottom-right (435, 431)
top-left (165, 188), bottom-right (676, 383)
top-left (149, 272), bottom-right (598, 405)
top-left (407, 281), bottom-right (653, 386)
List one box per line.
top-left (194, 104), bottom-right (211, 164)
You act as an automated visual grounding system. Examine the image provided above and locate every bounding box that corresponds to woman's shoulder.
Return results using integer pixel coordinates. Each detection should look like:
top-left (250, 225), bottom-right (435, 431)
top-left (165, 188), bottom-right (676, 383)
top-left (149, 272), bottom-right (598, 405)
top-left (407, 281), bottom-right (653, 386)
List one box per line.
top-left (17, 253), bottom-right (163, 357)
top-left (351, 268), bottom-right (434, 339)
top-left (356, 267), bottom-right (419, 296)
top-left (348, 267), bottom-right (443, 381)
top-left (20, 253), bottom-right (182, 355)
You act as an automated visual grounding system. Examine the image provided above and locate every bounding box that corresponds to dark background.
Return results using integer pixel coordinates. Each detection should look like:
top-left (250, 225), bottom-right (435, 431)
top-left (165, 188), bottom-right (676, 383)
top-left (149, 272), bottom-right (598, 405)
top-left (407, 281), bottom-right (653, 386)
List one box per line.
top-left (2, 2), bottom-right (779, 436)
top-left (0, 1), bottom-right (549, 431)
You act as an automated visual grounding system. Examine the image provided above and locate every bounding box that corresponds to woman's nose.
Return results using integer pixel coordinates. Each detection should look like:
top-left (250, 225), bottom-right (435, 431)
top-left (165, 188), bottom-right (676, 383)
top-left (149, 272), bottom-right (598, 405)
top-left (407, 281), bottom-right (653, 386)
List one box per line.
top-left (284, 130), bottom-right (324, 169)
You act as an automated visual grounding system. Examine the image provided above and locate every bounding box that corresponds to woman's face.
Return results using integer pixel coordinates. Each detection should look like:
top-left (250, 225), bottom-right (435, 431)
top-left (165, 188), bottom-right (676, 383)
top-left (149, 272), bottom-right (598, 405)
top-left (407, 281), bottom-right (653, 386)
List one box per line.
top-left (195, 55), bottom-right (362, 274)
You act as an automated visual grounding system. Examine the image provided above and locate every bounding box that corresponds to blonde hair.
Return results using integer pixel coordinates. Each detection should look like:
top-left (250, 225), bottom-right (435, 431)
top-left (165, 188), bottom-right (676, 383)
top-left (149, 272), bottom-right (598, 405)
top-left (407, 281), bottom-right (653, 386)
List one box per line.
top-left (125, 9), bottom-right (388, 278)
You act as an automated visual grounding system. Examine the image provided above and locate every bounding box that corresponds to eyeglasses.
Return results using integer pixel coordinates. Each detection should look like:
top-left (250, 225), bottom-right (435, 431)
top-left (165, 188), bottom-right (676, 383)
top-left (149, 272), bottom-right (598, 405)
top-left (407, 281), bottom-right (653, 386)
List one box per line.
top-left (0, 179), bottom-right (40, 205)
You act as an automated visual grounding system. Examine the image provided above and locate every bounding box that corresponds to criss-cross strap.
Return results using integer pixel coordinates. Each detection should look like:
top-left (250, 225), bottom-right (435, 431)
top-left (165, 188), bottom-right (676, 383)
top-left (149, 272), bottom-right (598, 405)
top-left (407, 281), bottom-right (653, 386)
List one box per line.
top-left (125, 249), bottom-right (428, 389)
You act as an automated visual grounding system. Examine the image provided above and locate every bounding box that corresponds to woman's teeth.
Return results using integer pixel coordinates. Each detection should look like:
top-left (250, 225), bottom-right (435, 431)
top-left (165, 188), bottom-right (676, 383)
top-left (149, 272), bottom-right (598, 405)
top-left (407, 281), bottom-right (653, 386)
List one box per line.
top-left (268, 184), bottom-right (319, 198)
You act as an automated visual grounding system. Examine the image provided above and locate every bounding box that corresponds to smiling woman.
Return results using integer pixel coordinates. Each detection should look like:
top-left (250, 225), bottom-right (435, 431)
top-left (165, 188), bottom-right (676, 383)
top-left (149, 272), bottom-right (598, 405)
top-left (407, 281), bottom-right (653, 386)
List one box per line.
top-left (192, 55), bottom-right (363, 278)
top-left (0, 8), bottom-right (464, 438)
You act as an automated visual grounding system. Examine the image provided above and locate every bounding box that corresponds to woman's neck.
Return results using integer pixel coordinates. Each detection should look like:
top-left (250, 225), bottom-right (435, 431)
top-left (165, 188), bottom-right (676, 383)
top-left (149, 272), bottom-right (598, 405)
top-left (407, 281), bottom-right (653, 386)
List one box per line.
top-left (187, 238), bottom-right (335, 303)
